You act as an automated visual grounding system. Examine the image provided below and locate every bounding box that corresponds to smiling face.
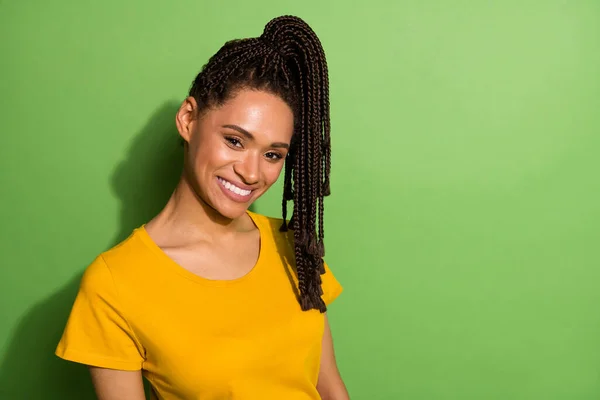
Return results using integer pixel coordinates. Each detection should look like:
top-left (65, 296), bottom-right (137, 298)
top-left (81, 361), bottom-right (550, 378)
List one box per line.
top-left (176, 89), bottom-right (295, 220)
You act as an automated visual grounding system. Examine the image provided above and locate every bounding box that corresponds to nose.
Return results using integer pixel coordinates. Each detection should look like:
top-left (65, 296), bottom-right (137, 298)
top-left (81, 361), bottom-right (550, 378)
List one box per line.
top-left (233, 151), bottom-right (260, 185)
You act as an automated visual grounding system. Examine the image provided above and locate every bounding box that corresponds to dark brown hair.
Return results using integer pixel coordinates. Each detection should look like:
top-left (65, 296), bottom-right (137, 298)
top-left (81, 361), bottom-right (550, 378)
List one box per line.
top-left (188, 15), bottom-right (331, 312)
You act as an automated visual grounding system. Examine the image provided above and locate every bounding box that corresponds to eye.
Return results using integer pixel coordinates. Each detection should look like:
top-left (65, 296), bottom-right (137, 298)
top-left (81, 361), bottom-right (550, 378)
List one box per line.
top-left (225, 136), bottom-right (243, 148)
top-left (265, 151), bottom-right (284, 161)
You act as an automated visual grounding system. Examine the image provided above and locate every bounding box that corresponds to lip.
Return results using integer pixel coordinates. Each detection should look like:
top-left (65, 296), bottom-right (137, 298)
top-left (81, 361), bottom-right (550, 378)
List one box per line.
top-left (216, 177), bottom-right (255, 203)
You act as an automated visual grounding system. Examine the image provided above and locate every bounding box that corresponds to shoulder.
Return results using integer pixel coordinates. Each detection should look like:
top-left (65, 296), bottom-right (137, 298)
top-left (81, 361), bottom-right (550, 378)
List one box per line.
top-left (100, 227), bottom-right (152, 271)
top-left (249, 211), bottom-right (343, 306)
top-left (248, 211), bottom-right (291, 243)
top-left (81, 227), bottom-right (151, 289)
top-left (248, 211), bottom-right (285, 232)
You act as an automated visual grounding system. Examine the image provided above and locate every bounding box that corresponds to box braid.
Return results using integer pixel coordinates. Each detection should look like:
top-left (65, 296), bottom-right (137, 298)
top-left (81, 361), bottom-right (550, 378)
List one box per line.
top-left (188, 15), bottom-right (331, 312)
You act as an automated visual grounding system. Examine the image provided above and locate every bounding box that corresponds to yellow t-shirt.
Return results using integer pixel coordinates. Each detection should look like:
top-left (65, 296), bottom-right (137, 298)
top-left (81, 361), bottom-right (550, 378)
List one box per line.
top-left (55, 211), bottom-right (343, 399)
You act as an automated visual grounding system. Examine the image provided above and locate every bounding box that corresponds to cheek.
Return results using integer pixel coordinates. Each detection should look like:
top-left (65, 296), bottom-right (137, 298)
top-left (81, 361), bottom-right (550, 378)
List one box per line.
top-left (263, 162), bottom-right (286, 186)
top-left (193, 140), bottom-right (232, 170)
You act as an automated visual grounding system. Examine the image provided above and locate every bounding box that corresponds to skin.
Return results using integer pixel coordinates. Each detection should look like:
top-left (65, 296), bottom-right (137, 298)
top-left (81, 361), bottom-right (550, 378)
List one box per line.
top-left (90, 89), bottom-right (349, 399)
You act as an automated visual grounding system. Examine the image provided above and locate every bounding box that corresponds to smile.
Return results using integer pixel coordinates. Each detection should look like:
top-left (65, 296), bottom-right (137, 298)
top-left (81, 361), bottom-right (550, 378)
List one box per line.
top-left (217, 177), bottom-right (253, 197)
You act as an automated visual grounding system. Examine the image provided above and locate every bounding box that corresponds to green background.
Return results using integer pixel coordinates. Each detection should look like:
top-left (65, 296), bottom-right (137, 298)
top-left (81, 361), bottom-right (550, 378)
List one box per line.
top-left (1, 1), bottom-right (599, 399)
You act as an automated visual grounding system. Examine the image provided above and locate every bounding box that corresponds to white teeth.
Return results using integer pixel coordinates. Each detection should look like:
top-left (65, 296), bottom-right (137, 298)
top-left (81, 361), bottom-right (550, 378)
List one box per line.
top-left (219, 178), bottom-right (251, 196)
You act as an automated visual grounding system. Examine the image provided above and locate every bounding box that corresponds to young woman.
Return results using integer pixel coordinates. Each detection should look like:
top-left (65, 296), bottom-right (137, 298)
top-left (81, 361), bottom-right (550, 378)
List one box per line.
top-left (56, 15), bottom-right (348, 400)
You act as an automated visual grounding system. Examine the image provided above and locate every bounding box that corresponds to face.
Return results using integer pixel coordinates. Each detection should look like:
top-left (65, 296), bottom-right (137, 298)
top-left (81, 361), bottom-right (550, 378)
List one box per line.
top-left (176, 89), bottom-right (294, 220)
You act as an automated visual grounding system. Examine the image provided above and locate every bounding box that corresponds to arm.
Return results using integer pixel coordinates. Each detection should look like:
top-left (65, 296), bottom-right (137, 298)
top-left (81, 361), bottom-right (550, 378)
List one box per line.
top-left (89, 367), bottom-right (146, 400)
top-left (316, 315), bottom-right (350, 400)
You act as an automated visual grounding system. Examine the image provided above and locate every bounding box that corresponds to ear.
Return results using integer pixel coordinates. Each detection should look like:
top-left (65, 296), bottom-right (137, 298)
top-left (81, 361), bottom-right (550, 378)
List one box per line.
top-left (175, 96), bottom-right (199, 143)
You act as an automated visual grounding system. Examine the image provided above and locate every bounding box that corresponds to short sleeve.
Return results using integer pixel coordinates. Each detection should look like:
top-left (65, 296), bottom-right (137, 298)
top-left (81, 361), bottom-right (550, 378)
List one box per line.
top-left (321, 261), bottom-right (343, 306)
top-left (55, 256), bottom-right (144, 371)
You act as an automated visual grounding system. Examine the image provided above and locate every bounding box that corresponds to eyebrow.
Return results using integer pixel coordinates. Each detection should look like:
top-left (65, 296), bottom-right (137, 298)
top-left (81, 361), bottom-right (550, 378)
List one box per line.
top-left (222, 124), bottom-right (290, 149)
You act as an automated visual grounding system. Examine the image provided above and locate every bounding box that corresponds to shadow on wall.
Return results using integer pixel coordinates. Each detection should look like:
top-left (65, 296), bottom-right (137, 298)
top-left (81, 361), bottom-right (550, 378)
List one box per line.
top-left (0, 102), bottom-right (185, 399)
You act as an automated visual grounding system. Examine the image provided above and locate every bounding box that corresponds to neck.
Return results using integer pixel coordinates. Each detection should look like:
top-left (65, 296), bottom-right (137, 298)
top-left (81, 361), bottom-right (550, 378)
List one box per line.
top-left (148, 173), bottom-right (248, 240)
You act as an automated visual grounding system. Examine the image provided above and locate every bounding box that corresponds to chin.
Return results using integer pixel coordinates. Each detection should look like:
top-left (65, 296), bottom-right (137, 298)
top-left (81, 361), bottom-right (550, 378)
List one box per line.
top-left (207, 192), bottom-right (258, 220)
top-left (214, 204), bottom-right (251, 220)
top-left (208, 182), bottom-right (266, 220)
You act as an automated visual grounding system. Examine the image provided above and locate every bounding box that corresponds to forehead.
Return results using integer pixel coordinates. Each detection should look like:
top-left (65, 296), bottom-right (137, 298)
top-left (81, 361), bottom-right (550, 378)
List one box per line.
top-left (203, 89), bottom-right (294, 143)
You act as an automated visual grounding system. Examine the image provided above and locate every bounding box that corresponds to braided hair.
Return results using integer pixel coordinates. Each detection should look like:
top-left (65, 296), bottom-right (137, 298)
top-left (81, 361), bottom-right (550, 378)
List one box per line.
top-left (188, 15), bottom-right (331, 312)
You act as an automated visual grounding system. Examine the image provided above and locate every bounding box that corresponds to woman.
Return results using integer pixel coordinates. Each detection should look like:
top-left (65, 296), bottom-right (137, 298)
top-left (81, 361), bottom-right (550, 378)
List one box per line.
top-left (56, 15), bottom-right (348, 400)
